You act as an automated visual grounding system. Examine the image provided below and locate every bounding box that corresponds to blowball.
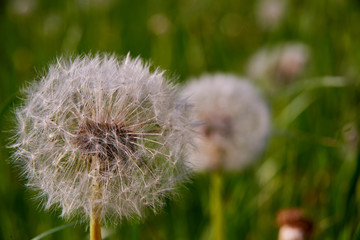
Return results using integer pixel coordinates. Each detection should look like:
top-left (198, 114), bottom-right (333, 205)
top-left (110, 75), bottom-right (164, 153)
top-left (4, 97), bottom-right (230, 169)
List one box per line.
top-left (11, 54), bottom-right (192, 221)
top-left (246, 42), bottom-right (310, 86)
top-left (255, 0), bottom-right (286, 31)
top-left (181, 74), bottom-right (270, 171)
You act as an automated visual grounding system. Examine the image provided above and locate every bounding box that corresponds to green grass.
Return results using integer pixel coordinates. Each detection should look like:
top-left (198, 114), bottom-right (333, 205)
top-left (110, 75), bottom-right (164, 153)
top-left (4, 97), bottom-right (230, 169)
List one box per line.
top-left (1, 0), bottom-right (360, 239)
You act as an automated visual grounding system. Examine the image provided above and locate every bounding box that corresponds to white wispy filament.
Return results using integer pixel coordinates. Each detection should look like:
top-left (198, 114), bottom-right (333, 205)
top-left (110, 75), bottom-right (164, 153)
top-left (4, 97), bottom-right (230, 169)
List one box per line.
top-left (11, 54), bottom-right (192, 222)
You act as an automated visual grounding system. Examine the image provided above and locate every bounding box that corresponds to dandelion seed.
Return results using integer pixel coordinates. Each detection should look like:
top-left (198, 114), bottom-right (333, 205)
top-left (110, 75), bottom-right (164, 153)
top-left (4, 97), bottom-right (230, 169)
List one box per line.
top-left (181, 74), bottom-right (270, 171)
top-left (10, 54), bottom-right (192, 234)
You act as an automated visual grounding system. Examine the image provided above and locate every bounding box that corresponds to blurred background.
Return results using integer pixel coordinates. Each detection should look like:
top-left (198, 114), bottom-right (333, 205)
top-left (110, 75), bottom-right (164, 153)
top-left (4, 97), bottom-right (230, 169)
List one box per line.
top-left (1, 0), bottom-right (360, 239)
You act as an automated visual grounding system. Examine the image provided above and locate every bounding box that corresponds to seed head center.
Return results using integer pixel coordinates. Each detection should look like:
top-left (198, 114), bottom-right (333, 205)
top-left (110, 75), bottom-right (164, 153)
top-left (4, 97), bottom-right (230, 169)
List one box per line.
top-left (74, 120), bottom-right (137, 160)
top-left (203, 114), bottom-right (233, 138)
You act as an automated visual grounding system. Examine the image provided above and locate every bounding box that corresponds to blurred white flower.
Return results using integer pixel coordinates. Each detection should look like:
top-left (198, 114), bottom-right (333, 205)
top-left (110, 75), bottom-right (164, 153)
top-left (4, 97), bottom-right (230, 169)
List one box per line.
top-left (11, 54), bottom-right (192, 222)
top-left (246, 48), bottom-right (277, 81)
top-left (8, 0), bottom-right (37, 16)
top-left (278, 226), bottom-right (304, 240)
top-left (246, 42), bottom-right (310, 86)
top-left (255, 0), bottom-right (286, 30)
top-left (277, 43), bottom-right (310, 80)
top-left (277, 208), bottom-right (313, 240)
top-left (147, 13), bottom-right (171, 35)
top-left (181, 74), bottom-right (270, 171)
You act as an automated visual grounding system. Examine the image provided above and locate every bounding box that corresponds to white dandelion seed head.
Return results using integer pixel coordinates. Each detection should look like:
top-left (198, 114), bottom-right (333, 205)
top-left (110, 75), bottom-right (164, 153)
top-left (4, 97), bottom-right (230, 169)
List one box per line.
top-left (11, 53), bottom-right (192, 222)
top-left (276, 43), bottom-right (310, 81)
top-left (278, 225), bottom-right (304, 240)
top-left (147, 13), bottom-right (171, 35)
top-left (277, 208), bottom-right (313, 240)
top-left (181, 74), bottom-right (270, 171)
top-left (9, 0), bottom-right (37, 17)
top-left (246, 48), bottom-right (277, 81)
top-left (255, 0), bottom-right (286, 30)
top-left (246, 42), bottom-right (310, 85)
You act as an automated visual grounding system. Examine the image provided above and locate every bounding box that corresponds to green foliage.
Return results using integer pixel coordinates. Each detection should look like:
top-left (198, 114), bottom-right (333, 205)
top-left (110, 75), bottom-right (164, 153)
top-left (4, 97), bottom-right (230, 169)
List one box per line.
top-left (1, 0), bottom-right (360, 239)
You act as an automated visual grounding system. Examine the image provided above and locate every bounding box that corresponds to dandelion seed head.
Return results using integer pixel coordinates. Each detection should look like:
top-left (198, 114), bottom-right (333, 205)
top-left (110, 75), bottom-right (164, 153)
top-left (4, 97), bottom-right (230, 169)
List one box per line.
top-left (11, 53), bottom-right (192, 222)
top-left (255, 0), bottom-right (286, 30)
top-left (278, 226), bottom-right (304, 240)
top-left (181, 74), bottom-right (270, 171)
top-left (246, 42), bottom-right (310, 86)
top-left (277, 208), bottom-right (313, 240)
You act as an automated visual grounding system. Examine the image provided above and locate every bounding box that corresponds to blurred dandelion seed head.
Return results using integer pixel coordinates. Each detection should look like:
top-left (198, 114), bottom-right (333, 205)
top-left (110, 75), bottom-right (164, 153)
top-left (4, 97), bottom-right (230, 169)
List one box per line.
top-left (11, 53), bottom-right (192, 222)
top-left (277, 43), bottom-right (310, 80)
top-left (255, 0), bottom-right (286, 30)
top-left (147, 13), bottom-right (171, 35)
top-left (246, 42), bottom-right (310, 86)
top-left (277, 208), bottom-right (313, 240)
top-left (278, 226), bottom-right (304, 240)
top-left (181, 74), bottom-right (270, 171)
top-left (8, 0), bottom-right (37, 17)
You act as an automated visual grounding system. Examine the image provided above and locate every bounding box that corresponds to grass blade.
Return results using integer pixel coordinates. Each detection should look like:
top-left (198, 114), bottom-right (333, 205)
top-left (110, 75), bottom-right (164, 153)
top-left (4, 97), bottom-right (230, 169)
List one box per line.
top-left (31, 222), bottom-right (79, 240)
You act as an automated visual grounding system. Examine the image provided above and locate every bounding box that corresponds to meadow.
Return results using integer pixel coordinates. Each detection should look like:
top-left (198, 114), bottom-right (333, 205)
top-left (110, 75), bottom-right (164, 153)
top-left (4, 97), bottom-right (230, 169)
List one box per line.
top-left (1, 0), bottom-right (360, 239)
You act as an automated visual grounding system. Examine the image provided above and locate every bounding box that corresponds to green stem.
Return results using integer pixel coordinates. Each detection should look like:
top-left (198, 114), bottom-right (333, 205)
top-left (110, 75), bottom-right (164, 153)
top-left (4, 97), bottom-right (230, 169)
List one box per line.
top-left (353, 221), bottom-right (360, 240)
top-left (210, 170), bottom-right (224, 240)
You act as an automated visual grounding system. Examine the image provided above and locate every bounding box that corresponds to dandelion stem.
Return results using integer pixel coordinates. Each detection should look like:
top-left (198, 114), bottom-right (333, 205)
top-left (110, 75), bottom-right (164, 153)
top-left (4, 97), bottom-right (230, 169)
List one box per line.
top-left (90, 156), bottom-right (102, 240)
top-left (90, 209), bottom-right (101, 240)
top-left (210, 170), bottom-right (224, 240)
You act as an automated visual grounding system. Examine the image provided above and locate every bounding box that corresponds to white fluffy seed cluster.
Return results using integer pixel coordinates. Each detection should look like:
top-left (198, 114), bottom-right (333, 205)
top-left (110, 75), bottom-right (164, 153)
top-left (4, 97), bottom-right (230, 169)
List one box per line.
top-left (246, 42), bottom-right (310, 85)
top-left (11, 54), bottom-right (192, 221)
top-left (255, 0), bottom-right (286, 30)
top-left (181, 74), bottom-right (270, 171)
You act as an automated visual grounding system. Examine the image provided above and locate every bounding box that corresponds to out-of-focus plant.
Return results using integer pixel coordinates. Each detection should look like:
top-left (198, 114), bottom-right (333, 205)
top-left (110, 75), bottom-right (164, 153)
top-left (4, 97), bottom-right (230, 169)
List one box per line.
top-left (181, 74), bottom-right (271, 240)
